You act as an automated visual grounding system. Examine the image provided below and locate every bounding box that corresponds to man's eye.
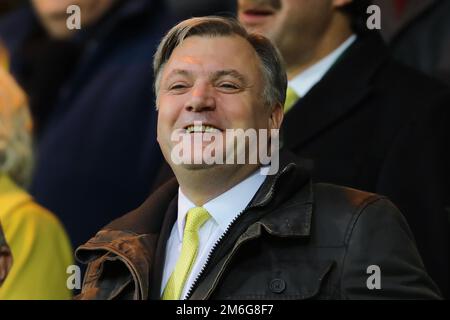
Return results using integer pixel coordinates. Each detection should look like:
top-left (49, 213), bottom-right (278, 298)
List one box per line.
top-left (169, 83), bottom-right (188, 90)
top-left (218, 82), bottom-right (239, 90)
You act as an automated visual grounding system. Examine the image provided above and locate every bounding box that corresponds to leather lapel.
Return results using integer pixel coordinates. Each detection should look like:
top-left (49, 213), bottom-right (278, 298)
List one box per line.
top-left (148, 196), bottom-right (178, 299)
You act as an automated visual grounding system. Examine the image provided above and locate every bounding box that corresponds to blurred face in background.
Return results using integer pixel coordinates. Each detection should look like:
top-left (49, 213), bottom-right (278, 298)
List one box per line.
top-left (31, 0), bottom-right (116, 39)
top-left (238, 0), bottom-right (351, 70)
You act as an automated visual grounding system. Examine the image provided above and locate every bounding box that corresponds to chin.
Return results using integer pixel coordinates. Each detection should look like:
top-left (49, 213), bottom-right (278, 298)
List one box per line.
top-left (46, 22), bottom-right (75, 39)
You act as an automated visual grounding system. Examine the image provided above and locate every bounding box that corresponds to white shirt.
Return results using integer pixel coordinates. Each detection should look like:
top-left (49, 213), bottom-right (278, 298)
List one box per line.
top-left (289, 35), bottom-right (357, 97)
top-left (161, 168), bottom-right (268, 299)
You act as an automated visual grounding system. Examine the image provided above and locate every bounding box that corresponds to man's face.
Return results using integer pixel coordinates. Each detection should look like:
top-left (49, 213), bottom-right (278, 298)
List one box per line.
top-left (238, 0), bottom-right (335, 64)
top-left (157, 35), bottom-right (282, 174)
top-left (31, 0), bottom-right (115, 39)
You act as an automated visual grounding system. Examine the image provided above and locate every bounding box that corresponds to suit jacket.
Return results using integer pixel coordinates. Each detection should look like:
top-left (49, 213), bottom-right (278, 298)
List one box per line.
top-left (282, 33), bottom-right (450, 296)
top-left (75, 151), bottom-right (441, 300)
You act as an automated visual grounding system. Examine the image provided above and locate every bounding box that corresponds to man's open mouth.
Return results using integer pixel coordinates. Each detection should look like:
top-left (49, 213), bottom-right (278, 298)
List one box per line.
top-left (243, 8), bottom-right (276, 17)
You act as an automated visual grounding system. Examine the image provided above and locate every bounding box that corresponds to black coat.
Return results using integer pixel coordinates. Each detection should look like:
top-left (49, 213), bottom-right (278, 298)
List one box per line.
top-left (75, 151), bottom-right (441, 300)
top-left (282, 33), bottom-right (450, 296)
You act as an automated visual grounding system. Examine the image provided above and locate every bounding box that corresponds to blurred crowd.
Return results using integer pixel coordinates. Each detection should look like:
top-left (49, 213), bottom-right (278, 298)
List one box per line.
top-left (0, 0), bottom-right (448, 299)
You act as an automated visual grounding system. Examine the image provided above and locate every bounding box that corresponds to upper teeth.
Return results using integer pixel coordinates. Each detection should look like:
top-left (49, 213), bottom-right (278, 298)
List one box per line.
top-left (185, 125), bottom-right (221, 133)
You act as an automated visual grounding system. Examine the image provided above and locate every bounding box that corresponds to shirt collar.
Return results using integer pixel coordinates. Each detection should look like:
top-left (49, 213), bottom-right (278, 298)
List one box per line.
top-left (177, 168), bottom-right (268, 241)
top-left (289, 35), bottom-right (357, 97)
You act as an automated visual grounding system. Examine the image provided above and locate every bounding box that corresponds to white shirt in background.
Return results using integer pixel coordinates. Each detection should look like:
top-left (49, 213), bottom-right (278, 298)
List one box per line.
top-left (289, 35), bottom-right (357, 97)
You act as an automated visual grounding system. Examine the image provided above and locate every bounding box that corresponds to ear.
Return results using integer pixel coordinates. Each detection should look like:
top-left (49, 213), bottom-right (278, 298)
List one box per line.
top-left (269, 102), bottom-right (284, 130)
top-left (332, 0), bottom-right (353, 9)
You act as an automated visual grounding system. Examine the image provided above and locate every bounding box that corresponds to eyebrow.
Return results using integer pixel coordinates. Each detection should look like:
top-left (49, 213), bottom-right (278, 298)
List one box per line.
top-left (165, 69), bottom-right (193, 80)
top-left (165, 68), bottom-right (248, 85)
top-left (210, 69), bottom-right (248, 85)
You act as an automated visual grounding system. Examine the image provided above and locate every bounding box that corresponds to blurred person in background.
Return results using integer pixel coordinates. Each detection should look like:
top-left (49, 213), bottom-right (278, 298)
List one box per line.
top-left (374, 0), bottom-right (450, 85)
top-left (0, 221), bottom-right (12, 287)
top-left (238, 0), bottom-right (449, 296)
top-left (0, 66), bottom-right (73, 300)
top-left (0, 0), bottom-right (173, 248)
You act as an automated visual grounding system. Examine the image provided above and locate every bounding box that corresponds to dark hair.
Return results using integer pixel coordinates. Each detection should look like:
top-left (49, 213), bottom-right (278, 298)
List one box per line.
top-left (153, 16), bottom-right (287, 108)
top-left (340, 0), bottom-right (373, 35)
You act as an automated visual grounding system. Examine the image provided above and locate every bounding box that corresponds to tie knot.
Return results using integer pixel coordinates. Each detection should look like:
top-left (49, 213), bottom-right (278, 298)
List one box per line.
top-left (184, 207), bottom-right (210, 233)
top-left (284, 86), bottom-right (300, 113)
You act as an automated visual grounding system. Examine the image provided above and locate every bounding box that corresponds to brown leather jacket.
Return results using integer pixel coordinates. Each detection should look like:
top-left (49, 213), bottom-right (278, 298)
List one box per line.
top-left (75, 152), bottom-right (441, 300)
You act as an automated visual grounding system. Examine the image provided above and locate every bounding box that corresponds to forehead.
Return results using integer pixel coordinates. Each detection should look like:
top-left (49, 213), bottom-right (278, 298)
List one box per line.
top-left (162, 35), bottom-right (262, 77)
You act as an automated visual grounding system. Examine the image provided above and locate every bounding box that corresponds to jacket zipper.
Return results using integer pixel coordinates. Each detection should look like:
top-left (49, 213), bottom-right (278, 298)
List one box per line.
top-left (183, 208), bottom-right (247, 300)
top-left (184, 163), bottom-right (295, 300)
top-left (201, 227), bottom-right (261, 299)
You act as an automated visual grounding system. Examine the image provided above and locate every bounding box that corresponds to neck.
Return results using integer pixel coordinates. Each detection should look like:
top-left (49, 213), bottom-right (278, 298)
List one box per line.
top-left (286, 15), bottom-right (353, 80)
top-left (175, 164), bottom-right (259, 206)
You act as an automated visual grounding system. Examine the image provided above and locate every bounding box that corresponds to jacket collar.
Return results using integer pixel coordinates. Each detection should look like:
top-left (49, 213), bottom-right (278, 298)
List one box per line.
top-left (79, 150), bottom-right (311, 240)
top-left (282, 33), bottom-right (389, 151)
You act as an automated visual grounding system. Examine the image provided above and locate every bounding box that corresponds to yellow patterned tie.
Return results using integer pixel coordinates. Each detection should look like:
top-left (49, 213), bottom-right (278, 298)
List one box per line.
top-left (284, 86), bottom-right (300, 113)
top-left (162, 207), bottom-right (211, 300)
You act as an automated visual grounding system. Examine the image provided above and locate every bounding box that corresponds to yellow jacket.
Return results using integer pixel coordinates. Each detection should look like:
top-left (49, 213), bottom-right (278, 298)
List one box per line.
top-left (0, 174), bottom-right (73, 299)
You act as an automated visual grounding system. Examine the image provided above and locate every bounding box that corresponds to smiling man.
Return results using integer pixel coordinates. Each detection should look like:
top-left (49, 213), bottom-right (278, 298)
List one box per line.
top-left (75, 17), bottom-right (440, 300)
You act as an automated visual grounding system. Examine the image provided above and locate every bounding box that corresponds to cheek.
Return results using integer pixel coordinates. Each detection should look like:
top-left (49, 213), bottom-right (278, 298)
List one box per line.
top-left (219, 97), bottom-right (248, 124)
top-left (157, 110), bottom-right (172, 140)
top-left (157, 96), bottom-right (178, 118)
top-left (157, 96), bottom-right (182, 134)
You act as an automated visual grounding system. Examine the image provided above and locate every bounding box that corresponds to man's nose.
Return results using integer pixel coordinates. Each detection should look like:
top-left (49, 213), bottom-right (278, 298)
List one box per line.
top-left (184, 83), bottom-right (215, 112)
